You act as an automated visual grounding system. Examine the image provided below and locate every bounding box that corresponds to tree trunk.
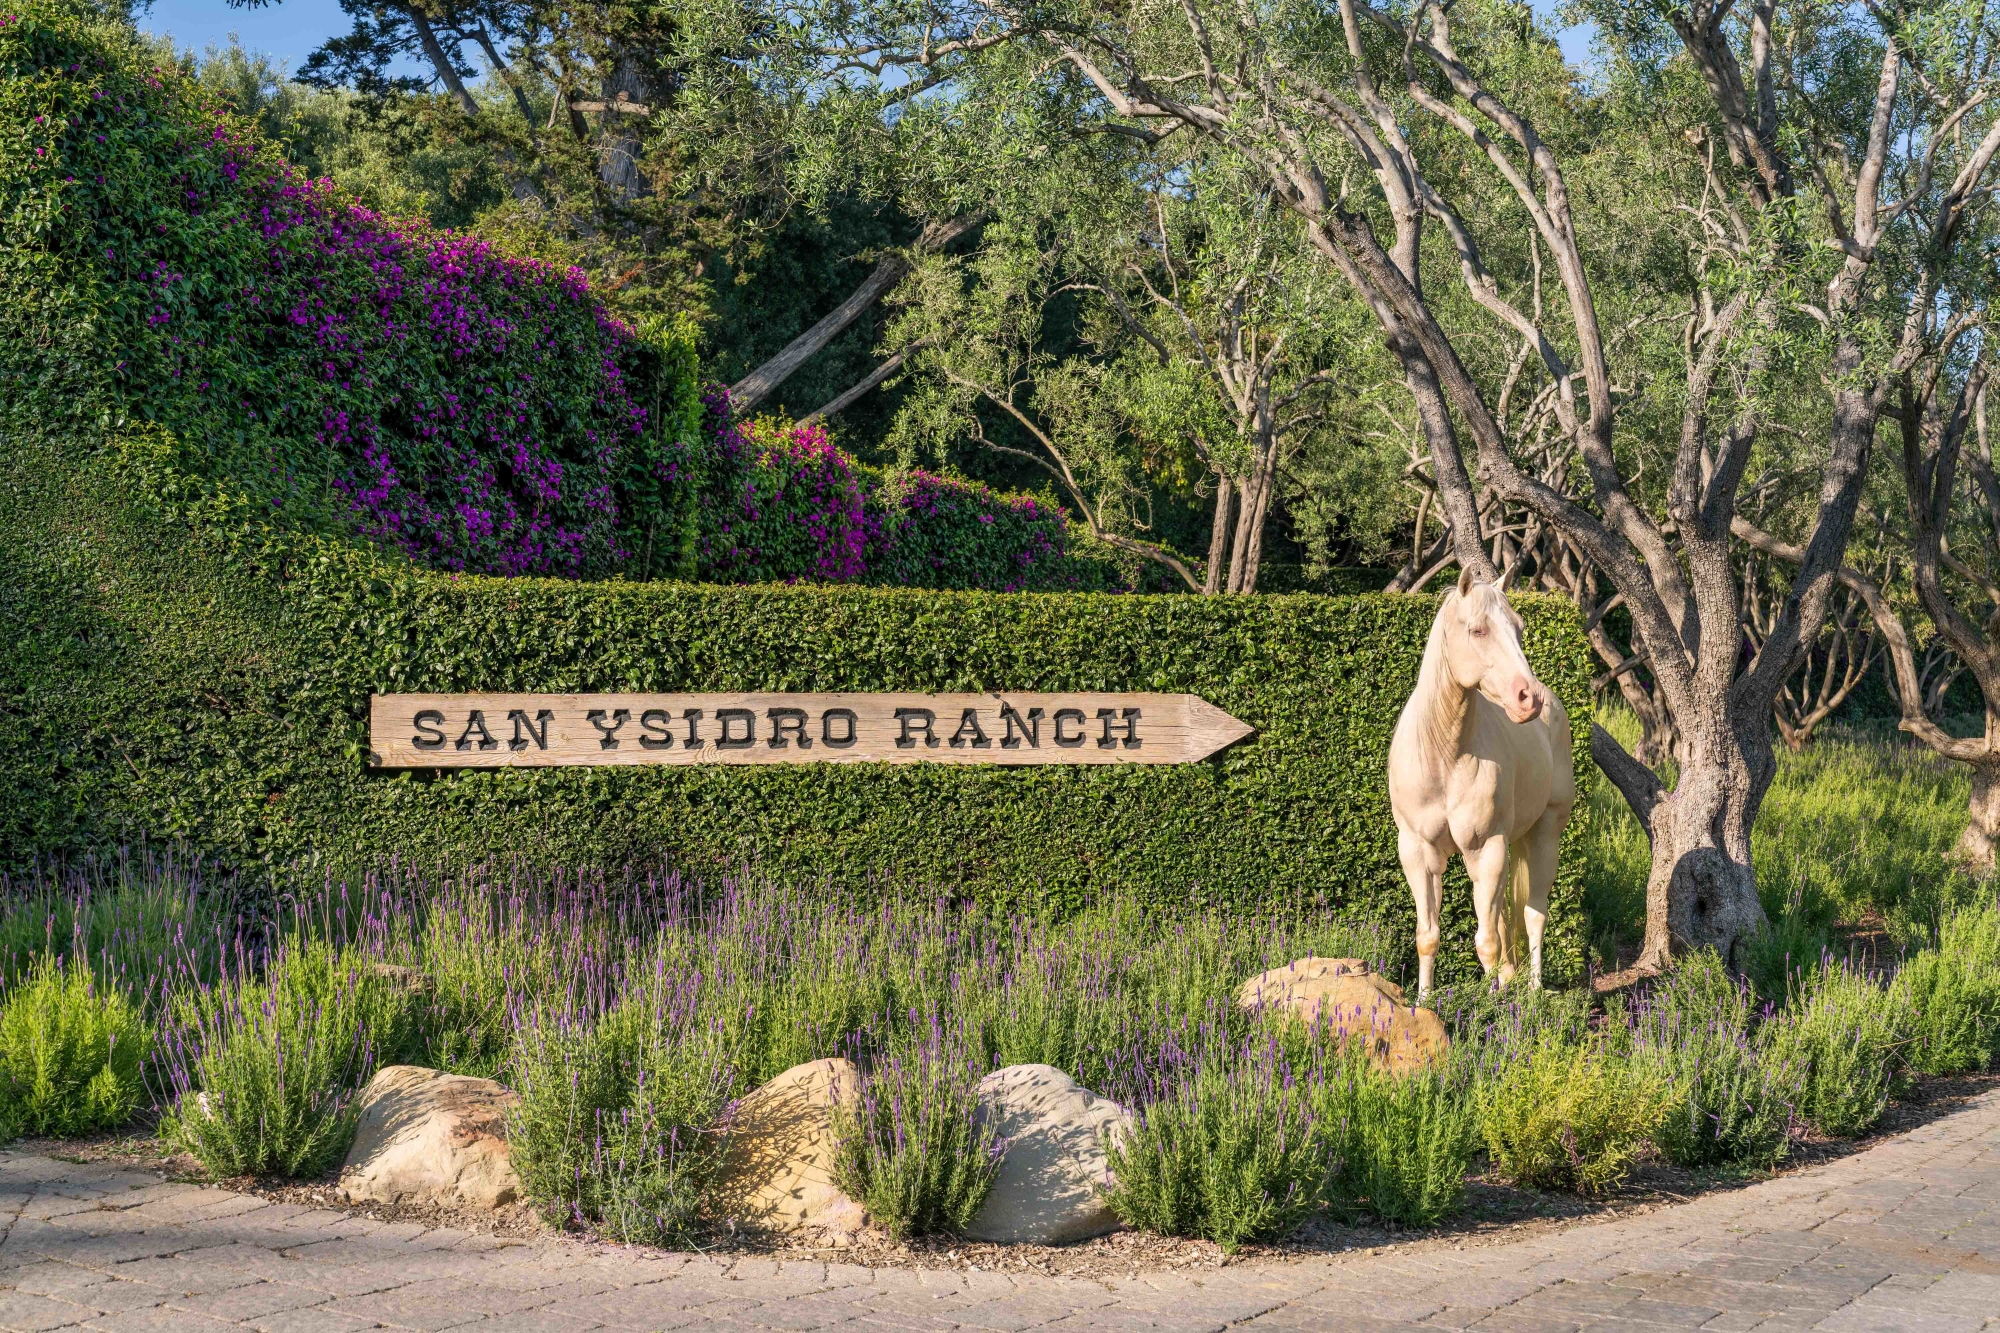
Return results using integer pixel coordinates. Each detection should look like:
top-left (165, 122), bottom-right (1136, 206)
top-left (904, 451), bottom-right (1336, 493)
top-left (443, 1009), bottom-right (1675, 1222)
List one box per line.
top-left (731, 256), bottom-right (908, 414)
top-left (1632, 725), bottom-right (1771, 971)
top-left (1238, 470), bottom-right (1273, 593)
top-left (1225, 437), bottom-right (1278, 594)
top-left (407, 9), bottom-right (479, 116)
top-left (1955, 707), bottom-right (2000, 872)
top-left (1204, 471), bottom-right (1234, 595)
top-left (596, 52), bottom-right (651, 207)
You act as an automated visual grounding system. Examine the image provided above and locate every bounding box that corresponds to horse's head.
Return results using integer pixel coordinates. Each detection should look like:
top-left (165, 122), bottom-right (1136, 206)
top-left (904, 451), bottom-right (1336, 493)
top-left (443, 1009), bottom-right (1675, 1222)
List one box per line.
top-left (1441, 569), bottom-right (1544, 723)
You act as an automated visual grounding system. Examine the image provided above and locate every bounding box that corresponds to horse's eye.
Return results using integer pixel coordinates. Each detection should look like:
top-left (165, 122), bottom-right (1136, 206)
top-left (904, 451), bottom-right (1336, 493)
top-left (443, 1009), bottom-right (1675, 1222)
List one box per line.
top-left (1470, 626), bottom-right (1488, 637)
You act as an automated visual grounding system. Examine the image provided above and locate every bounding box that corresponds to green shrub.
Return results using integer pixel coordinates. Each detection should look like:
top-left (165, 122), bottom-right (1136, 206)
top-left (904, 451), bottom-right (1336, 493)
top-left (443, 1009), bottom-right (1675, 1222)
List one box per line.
top-left (0, 0), bottom-right (700, 579)
top-left (1904, 901), bottom-right (2000, 1076)
top-left (1479, 1039), bottom-right (1666, 1196)
top-left (830, 1022), bottom-right (1000, 1240)
top-left (0, 955), bottom-right (149, 1137)
top-left (161, 940), bottom-right (414, 1177)
top-left (1762, 959), bottom-right (1914, 1139)
top-left (1630, 951), bottom-right (1794, 1167)
top-left (1102, 1036), bottom-right (1333, 1251)
top-left (1326, 1063), bottom-right (1478, 1226)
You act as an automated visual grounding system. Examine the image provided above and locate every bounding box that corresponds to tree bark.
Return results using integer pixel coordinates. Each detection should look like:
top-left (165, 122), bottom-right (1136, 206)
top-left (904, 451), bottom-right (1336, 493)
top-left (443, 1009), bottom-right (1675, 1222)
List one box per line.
top-left (1204, 470), bottom-right (1234, 595)
top-left (1232, 449), bottom-right (1276, 593)
top-left (1226, 449), bottom-right (1274, 593)
top-left (1957, 755), bottom-right (2000, 876)
top-left (596, 52), bottom-right (651, 207)
top-left (1639, 736), bottom-right (1770, 970)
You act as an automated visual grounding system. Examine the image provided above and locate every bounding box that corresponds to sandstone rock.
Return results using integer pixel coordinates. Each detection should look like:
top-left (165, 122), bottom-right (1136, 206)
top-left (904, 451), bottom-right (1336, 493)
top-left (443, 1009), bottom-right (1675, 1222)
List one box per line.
top-left (338, 1065), bottom-right (522, 1210)
top-left (965, 1064), bottom-right (1129, 1245)
top-left (1236, 958), bottom-right (1448, 1075)
top-left (711, 1058), bottom-right (868, 1238)
top-left (1235, 956), bottom-right (1403, 1006)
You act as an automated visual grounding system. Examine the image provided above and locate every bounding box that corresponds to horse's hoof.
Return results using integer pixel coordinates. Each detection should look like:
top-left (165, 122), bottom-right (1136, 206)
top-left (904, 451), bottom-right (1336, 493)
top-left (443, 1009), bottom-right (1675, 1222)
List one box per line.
top-left (1497, 964), bottom-right (1517, 986)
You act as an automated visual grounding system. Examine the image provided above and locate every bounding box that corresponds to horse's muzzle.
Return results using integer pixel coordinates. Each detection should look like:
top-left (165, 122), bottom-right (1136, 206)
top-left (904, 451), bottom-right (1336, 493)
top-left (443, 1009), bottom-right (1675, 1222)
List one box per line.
top-left (1506, 682), bottom-right (1543, 724)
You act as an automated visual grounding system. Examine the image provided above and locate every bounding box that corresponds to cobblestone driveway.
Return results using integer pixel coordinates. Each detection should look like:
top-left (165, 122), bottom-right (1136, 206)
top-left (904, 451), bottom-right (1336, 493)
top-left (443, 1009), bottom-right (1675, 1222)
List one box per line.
top-left (0, 1087), bottom-right (1993, 1333)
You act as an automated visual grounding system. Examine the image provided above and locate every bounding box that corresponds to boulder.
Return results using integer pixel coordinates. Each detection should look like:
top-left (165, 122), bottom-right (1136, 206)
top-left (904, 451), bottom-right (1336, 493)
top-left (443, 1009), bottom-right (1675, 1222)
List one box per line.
top-left (710, 1058), bottom-right (868, 1238)
top-left (1236, 958), bottom-right (1448, 1075)
top-left (338, 1065), bottom-right (522, 1210)
top-left (965, 1064), bottom-right (1129, 1245)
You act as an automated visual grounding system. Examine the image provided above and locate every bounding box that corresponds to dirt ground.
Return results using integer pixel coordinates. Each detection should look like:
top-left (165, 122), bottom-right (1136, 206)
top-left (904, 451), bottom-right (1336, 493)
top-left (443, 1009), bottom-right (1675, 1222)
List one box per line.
top-left (22, 1070), bottom-right (1996, 1281)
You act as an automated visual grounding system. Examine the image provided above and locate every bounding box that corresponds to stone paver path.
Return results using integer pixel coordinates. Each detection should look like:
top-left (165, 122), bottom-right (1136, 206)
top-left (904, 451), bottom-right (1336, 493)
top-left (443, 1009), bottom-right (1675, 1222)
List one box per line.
top-left (0, 1087), bottom-right (1995, 1333)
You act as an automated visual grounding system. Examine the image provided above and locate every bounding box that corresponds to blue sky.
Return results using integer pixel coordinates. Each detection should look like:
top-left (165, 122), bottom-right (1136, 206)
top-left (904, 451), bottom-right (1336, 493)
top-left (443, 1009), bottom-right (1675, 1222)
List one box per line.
top-left (137, 0), bottom-right (1596, 80)
top-left (137, 0), bottom-right (354, 73)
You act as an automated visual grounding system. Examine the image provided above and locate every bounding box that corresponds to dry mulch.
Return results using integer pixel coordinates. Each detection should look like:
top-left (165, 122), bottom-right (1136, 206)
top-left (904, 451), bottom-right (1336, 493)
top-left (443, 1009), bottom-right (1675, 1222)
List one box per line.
top-left (20, 1070), bottom-right (1997, 1281)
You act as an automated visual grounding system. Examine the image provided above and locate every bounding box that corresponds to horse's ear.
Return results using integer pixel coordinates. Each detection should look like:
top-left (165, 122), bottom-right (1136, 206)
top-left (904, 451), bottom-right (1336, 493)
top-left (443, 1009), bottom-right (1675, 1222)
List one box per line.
top-left (1456, 566), bottom-right (1477, 598)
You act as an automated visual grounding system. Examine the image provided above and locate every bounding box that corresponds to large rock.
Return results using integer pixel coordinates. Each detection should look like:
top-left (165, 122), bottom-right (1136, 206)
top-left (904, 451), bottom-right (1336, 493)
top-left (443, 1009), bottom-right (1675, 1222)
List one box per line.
top-left (1236, 957), bottom-right (1448, 1075)
top-left (965, 1064), bottom-right (1129, 1245)
top-left (338, 1065), bottom-right (522, 1210)
top-left (710, 1058), bottom-right (868, 1237)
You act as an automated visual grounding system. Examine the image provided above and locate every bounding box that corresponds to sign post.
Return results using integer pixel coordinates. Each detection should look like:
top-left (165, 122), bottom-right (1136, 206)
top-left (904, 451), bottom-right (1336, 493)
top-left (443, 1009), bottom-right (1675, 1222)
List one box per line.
top-left (370, 693), bottom-right (1255, 768)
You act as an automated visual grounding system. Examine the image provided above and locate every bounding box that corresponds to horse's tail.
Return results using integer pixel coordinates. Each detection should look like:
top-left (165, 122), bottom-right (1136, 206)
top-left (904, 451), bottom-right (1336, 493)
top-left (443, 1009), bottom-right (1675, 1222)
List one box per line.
top-left (1501, 842), bottom-right (1532, 975)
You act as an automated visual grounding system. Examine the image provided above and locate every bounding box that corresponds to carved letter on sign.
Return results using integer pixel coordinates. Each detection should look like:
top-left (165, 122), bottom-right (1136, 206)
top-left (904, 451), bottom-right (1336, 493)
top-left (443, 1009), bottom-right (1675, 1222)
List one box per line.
top-left (369, 693), bottom-right (1253, 768)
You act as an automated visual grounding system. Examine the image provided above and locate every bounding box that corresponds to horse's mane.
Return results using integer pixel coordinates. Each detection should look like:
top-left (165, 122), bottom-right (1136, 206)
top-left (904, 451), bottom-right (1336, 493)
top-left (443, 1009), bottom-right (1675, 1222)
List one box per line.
top-left (1413, 583), bottom-right (1508, 753)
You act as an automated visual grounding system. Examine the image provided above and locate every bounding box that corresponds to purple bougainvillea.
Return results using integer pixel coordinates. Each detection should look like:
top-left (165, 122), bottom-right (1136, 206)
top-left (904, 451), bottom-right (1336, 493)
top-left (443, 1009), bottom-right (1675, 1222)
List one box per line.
top-left (695, 394), bottom-right (874, 584)
top-left (7, 9), bottom-right (1109, 593)
top-left (234, 176), bottom-right (652, 576)
top-left (8, 21), bottom-right (688, 581)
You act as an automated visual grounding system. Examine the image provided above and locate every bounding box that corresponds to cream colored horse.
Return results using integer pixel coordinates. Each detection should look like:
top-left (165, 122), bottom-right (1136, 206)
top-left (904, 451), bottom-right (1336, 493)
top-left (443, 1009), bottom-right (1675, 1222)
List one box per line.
top-left (1388, 572), bottom-right (1574, 998)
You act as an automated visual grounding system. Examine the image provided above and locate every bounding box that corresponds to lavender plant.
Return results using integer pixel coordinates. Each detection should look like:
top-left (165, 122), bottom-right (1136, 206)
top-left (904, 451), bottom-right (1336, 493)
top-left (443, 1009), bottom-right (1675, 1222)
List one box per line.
top-left (1101, 1026), bottom-right (1334, 1251)
top-left (0, 955), bottom-right (149, 1138)
top-left (1763, 958), bottom-right (1916, 1138)
top-left (1630, 951), bottom-right (1796, 1167)
top-left (1323, 1060), bottom-right (1478, 1226)
top-left (830, 1017), bottom-right (1001, 1240)
top-left (410, 885), bottom-right (563, 1080)
top-left (0, 855), bottom-right (230, 999)
top-left (160, 939), bottom-right (415, 1177)
top-left (507, 961), bottom-right (736, 1240)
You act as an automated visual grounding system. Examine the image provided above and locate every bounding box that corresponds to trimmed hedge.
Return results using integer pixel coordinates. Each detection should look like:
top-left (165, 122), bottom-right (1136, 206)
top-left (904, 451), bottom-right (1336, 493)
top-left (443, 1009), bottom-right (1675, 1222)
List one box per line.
top-left (1, 430), bottom-right (1592, 984)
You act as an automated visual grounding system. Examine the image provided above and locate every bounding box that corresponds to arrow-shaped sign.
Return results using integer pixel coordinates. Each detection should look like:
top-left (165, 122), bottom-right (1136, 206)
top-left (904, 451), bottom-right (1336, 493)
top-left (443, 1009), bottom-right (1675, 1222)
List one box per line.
top-left (370, 692), bottom-right (1255, 769)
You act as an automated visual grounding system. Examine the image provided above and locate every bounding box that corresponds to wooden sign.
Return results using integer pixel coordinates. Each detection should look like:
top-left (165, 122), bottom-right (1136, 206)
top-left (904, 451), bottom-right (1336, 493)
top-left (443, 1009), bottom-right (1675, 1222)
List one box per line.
top-left (369, 693), bottom-right (1254, 768)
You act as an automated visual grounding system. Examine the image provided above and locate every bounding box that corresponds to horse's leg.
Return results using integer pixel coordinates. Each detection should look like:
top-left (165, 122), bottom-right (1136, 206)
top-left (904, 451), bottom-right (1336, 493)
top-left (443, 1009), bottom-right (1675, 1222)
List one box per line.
top-left (1397, 825), bottom-right (1446, 1000)
top-left (1520, 814), bottom-right (1564, 989)
top-left (1465, 835), bottom-right (1512, 984)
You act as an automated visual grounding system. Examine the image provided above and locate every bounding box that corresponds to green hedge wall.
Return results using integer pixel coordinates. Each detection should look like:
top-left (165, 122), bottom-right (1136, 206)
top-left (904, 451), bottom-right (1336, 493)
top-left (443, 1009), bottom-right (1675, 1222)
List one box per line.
top-left (1, 430), bottom-right (1594, 983)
